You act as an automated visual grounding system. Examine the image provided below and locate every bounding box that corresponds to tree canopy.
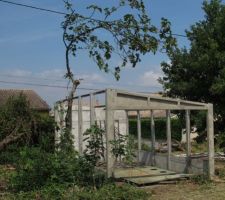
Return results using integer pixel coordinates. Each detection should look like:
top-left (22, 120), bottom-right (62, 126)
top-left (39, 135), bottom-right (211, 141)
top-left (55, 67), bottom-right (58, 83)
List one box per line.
top-left (61, 0), bottom-right (176, 132)
top-left (160, 0), bottom-right (225, 132)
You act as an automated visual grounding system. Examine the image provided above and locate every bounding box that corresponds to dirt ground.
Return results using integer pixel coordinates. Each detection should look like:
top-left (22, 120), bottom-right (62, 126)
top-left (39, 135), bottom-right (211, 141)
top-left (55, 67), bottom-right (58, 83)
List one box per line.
top-left (142, 180), bottom-right (225, 200)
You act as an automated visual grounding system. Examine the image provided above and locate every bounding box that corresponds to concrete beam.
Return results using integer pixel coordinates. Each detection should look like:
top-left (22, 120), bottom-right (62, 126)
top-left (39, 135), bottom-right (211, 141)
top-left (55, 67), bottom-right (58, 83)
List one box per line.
top-left (166, 110), bottom-right (171, 170)
top-left (207, 103), bottom-right (215, 179)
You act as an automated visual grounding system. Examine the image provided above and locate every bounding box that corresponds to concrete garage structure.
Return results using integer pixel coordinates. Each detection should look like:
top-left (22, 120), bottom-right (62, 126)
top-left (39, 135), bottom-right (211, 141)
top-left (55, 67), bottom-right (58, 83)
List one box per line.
top-left (54, 88), bottom-right (215, 181)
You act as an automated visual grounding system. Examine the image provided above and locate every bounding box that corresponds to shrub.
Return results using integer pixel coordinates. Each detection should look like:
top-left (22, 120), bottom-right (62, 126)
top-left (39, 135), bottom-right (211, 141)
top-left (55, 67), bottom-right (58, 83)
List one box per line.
top-left (0, 94), bottom-right (56, 165)
top-left (83, 125), bottom-right (105, 166)
top-left (10, 146), bottom-right (106, 191)
top-left (110, 134), bottom-right (136, 165)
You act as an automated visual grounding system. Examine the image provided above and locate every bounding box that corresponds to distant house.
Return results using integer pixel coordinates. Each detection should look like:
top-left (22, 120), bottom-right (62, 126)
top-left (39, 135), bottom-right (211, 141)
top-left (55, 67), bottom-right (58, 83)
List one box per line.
top-left (0, 89), bottom-right (50, 113)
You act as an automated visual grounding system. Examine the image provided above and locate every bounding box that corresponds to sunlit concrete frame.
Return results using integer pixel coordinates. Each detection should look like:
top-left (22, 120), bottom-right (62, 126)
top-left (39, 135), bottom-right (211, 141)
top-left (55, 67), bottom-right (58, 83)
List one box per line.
top-left (71, 88), bottom-right (214, 180)
top-left (104, 89), bottom-right (214, 180)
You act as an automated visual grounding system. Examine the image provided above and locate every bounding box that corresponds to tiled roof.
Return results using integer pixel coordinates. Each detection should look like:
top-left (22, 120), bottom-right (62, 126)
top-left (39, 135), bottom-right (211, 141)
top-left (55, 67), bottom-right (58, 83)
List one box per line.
top-left (0, 89), bottom-right (50, 111)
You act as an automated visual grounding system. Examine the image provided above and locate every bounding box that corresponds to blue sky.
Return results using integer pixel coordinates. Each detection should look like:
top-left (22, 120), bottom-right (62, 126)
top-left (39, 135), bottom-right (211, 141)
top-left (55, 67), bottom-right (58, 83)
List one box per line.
top-left (0, 0), bottom-right (220, 106)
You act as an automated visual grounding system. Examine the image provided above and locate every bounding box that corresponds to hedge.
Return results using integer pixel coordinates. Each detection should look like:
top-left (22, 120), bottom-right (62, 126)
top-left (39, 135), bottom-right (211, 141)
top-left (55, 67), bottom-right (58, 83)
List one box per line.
top-left (129, 118), bottom-right (182, 141)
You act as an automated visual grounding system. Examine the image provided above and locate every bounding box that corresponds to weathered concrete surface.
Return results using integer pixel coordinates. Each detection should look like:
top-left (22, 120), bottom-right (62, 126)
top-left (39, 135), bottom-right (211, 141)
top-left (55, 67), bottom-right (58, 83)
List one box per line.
top-left (54, 101), bottom-right (127, 152)
top-left (126, 173), bottom-right (191, 185)
top-left (113, 166), bottom-right (176, 179)
top-left (139, 151), bottom-right (208, 175)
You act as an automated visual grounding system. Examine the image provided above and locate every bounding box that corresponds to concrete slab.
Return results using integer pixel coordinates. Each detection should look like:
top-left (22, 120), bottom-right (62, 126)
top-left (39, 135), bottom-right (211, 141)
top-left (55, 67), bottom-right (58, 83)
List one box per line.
top-left (113, 166), bottom-right (176, 179)
top-left (125, 174), bottom-right (191, 185)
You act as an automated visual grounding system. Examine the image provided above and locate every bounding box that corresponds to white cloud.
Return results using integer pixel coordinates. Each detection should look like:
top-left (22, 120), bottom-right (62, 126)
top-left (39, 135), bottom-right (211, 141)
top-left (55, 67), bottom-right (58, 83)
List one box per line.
top-left (0, 31), bottom-right (58, 44)
top-left (138, 70), bottom-right (162, 87)
top-left (11, 69), bottom-right (32, 77)
top-left (36, 69), bottom-right (65, 79)
top-left (79, 73), bottom-right (106, 83)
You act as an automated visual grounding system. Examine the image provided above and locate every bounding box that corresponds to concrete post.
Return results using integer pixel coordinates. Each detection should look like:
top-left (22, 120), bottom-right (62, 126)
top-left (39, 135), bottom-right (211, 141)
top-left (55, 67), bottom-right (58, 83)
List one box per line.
top-left (185, 110), bottom-right (191, 173)
top-left (90, 93), bottom-right (95, 126)
top-left (106, 89), bottom-right (115, 178)
top-left (78, 97), bottom-right (83, 154)
top-left (207, 103), bottom-right (215, 179)
top-left (137, 110), bottom-right (142, 163)
top-left (166, 110), bottom-right (171, 170)
top-left (150, 110), bottom-right (156, 166)
top-left (126, 110), bottom-right (129, 135)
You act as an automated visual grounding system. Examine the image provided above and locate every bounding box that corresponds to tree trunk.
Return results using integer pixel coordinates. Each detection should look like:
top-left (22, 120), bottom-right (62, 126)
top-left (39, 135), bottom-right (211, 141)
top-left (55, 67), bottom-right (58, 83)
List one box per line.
top-left (0, 132), bottom-right (26, 151)
top-left (65, 80), bottom-right (80, 132)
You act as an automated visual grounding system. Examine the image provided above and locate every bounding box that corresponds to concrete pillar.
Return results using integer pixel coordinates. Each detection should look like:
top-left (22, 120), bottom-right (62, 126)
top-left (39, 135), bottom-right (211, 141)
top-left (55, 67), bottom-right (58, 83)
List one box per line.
top-left (78, 97), bottom-right (83, 154)
top-left (166, 110), bottom-right (171, 170)
top-left (126, 110), bottom-right (129, 135)
top-left (90, 93), bottom-right (95, 126)
top-left (137, 110), bottom-right (141, 163)
top-left (207, 104), bottom-right (215, 179)
top-left (106, 89), bottom-right (115, 178)
top-left (185, 110), bottom-right (191, 173)
top-left (150, 110), bottom-right (156, 166)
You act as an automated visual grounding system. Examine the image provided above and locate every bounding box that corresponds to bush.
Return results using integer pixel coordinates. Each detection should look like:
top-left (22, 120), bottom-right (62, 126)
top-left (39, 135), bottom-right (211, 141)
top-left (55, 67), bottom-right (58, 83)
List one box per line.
top-left (31, 113), bottom-right (56, 152)
top-left (129, 118), bottom-right (182, 141)
top-left (0, 94), bottom-right (56, 165)
top-left (10, 146), bottom-right (106, 192)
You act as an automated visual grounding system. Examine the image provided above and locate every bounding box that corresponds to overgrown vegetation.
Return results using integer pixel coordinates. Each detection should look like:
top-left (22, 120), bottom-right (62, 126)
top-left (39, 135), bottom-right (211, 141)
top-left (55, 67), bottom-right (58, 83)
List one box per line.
top-left (0, 94), bottom-right (148, 199)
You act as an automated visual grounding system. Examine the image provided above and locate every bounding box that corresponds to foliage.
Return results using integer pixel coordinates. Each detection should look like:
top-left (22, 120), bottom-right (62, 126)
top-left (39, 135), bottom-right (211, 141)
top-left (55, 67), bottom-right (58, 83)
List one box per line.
top-left (83, 125), bottom-right (105, 166)
top-left (75, 183), bottom-right (148, 200)
top-left (31, 114), bottom-right (56, 152)
top-left (0, 95), bottom-right (56, 169)
top-left (57, 127), bottom-right (75, 154)
top-left (190, 174), bottom-right (212, 185)
top-left (10, 147), bottom-right (99, 191)
top-left (160, 0), bottom-right (225, 133)
top-left (0, 94), bottom-right (32, 144)
top-left (129, 118), bottom-right (183, 141)
top-left (215, 165), bottom-right (225, 179)
top-left (0, 145), bottom-right (21, 165)
top-left (62, 0), bottom-right (176, 80)
top-left (0, 94), bottom-right (56, 166)
top-left (110, 134), bottom-right (136, 165)
top-left (5, 183), bottom-right (148, 200)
